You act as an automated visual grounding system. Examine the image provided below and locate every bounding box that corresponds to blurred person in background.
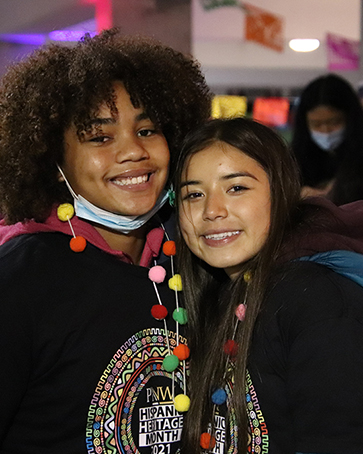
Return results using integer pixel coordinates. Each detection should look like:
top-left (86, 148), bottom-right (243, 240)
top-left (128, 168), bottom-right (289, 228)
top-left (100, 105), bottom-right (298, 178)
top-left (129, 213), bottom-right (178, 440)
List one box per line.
top-left (291, 73), bottom-right (363, 204)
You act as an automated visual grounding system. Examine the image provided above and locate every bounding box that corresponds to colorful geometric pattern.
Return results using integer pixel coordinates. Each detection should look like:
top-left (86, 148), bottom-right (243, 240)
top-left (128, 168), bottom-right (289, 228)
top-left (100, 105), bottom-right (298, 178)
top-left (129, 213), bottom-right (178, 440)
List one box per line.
top-left (86, 327), bottom-right (186, 454)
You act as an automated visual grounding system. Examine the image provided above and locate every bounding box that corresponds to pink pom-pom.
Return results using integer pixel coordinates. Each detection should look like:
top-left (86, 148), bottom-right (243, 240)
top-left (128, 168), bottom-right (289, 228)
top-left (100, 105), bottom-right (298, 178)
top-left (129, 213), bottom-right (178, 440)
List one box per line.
top-left (235, 304), bottom-right (246, 321)
top-left (148, 265), bottom-right (166, 283)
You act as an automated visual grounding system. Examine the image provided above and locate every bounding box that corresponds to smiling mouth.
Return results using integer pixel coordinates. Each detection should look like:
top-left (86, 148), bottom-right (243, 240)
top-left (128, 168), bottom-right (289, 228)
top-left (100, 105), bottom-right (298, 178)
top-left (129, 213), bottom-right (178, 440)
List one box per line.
top-left (112, 173), bottom-right (151, 187)
top-left (204, 231), bottom-right (241, 240)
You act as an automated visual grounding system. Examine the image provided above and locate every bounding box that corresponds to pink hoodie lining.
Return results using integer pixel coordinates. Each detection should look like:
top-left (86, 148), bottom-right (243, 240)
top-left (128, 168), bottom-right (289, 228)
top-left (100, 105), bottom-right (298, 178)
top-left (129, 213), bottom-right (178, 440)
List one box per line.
top-left (0, 206), bottom-right (165, 268)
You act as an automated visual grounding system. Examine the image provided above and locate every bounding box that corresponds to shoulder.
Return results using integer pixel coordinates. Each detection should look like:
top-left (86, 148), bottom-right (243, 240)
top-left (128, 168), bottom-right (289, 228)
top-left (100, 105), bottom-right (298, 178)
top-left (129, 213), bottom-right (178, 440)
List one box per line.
top-left (262, 260), bottom-right (363, 336)
top-left (0, 231), bottom-right (151, 285)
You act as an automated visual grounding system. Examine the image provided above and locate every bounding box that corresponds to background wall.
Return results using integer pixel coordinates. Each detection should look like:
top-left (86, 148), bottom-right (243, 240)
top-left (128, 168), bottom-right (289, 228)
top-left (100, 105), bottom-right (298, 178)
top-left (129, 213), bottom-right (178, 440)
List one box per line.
top-left (192, 0), bottom-right (362, 92)
top-left (0, 0), bottom-right (191, 76)
top-left (0, 0), bottom-right (362, 95)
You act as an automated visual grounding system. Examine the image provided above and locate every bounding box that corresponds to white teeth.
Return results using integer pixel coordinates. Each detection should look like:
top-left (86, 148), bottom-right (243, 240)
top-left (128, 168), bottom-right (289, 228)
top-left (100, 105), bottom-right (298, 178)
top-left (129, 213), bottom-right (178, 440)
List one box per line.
top-left (113, 174), bottom-right (148, 186)
top-left (205, 231), bottom-right (240, 240)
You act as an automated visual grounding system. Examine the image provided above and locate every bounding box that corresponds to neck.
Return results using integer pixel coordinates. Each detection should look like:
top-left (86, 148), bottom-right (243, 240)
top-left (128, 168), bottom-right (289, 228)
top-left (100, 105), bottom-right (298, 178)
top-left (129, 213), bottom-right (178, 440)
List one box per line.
top-left (94, 224), bottom-right (147, 264)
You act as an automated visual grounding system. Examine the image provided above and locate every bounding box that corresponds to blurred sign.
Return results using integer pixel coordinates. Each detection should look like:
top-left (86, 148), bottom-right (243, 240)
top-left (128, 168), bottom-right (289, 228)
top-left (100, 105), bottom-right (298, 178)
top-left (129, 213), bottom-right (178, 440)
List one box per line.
top-left (245, 3), bottom-right (284, 52)
top-left (252, 97), bottom-right (290, 128)
top-left (212, 95), bottom-right (247, 118)
top-left (327, 33), bottom-right (359, 71)
top-left (200, 0), bottom-right (239, 10)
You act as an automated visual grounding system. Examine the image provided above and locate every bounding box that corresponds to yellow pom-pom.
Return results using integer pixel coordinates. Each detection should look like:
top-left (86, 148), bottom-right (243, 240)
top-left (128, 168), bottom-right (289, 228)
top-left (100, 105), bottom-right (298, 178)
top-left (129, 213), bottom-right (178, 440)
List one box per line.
top-left (174, 394), bottom-right (190, 412)
top-left (168, 274), bottom-right (182, 291)
top-left (57, 203), bottom-right (74, 222)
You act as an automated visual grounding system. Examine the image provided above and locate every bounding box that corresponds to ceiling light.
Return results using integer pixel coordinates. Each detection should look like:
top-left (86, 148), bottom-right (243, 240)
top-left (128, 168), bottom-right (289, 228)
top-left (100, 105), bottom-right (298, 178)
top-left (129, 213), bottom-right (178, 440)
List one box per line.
top-left (289, 39), bottom-right (320, 52)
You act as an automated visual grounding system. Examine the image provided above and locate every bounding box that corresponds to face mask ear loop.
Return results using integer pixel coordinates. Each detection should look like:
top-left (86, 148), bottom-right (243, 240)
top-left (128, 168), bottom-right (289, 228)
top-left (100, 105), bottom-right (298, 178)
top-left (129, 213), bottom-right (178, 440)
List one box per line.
top-left (56, 164), bottom-right (79, 200)
top-left (167, 184), bottom-right (175, 207)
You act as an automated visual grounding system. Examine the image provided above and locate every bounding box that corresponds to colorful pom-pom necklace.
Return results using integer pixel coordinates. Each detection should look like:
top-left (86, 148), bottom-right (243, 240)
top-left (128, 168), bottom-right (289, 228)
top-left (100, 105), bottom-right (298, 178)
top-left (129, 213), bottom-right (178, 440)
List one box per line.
top-left (199, 271), bottom-right (250, 452)
top-left (57, 203), bottom-right (87, 252)
top-left (57, 201), bottom-right (189, 413)
top-left (149, 228), bottom-right (190, 413)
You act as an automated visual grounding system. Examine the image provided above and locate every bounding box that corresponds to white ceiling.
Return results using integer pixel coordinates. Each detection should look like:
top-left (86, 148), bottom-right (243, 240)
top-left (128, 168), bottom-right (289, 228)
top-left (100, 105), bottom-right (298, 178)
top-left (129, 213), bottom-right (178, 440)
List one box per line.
top-left (0, 0), bottom-right (362, 91)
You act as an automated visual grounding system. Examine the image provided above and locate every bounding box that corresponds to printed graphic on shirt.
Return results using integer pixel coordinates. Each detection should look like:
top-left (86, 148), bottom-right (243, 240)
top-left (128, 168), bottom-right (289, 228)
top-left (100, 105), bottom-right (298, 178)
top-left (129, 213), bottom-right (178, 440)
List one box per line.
top-left (246, 371), bottom-right (269, 453)
top-left (209, 371), bottom-right (268, 454)
top-left (86, 327), bottom-right (186, 454)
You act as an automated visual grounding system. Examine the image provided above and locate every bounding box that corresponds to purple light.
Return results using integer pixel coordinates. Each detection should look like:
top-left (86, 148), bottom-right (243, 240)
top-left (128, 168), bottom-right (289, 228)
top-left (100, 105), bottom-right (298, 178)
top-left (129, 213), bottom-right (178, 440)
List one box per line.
top-left (0, 34), bottom-right (46, 45)
top-left (48, 30), bottom-right (97, 42)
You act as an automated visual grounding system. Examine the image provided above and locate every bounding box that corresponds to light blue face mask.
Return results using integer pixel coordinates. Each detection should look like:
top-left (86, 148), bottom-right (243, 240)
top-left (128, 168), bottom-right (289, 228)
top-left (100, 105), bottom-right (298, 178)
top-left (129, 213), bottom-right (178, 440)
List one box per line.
top-left (57, 165), bottom-right (170, 234)
top-left (310, 127), bottom-right (345, 152)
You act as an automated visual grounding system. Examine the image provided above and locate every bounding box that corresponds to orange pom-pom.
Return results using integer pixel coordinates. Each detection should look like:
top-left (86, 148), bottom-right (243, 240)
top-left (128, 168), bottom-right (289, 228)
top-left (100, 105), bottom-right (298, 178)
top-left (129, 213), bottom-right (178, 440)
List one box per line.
top-left (70, 236), bottom-right (86, 252)
top-left (173, 344), bottom-right (190, 361)
top-left (200, 433), bottom-right (216, 450)
top-left (163, 240), bottom-right (176, 256)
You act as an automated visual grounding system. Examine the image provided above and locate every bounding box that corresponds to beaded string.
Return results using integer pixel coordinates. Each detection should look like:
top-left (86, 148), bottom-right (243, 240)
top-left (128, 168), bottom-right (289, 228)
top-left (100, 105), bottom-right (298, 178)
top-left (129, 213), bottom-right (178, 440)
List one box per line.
top-left (149, 226), bottom-right (190, 413)
top-left (200, 271), bottom-right (250, 452)
top-left (57, 203), bottom-right (190, 413)
top-left (57, 203), bottom-right (87, 252)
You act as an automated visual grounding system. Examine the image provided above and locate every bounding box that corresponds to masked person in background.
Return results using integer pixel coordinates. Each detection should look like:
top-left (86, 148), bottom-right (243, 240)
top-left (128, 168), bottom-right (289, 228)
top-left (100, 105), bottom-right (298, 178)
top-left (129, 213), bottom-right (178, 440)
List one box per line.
top-left (0, 29), bottom-right (211, 453)
top-left (291, 73), bottom-right (363, 204)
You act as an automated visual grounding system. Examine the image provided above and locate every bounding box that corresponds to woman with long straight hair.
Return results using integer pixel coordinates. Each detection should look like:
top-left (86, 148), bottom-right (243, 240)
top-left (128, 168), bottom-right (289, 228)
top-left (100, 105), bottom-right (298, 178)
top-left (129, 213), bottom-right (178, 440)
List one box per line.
top-left (175, 117), bottom-right (363, 453)
top-left (291, 74), bottom-right (363, 204)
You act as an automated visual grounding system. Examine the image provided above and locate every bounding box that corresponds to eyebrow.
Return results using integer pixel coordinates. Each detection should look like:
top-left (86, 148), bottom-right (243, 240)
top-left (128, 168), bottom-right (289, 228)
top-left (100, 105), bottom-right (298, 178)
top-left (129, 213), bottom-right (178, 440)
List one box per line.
top-left (180, 171), bottom-right (258, 188)
top-left (87, 111), bottom-right (150, 127)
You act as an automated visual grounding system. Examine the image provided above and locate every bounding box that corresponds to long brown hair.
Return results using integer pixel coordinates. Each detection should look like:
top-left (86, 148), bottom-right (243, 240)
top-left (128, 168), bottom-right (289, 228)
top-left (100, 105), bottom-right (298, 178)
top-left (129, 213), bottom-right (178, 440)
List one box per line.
top-left (174, 118), bottom-right (301, 452)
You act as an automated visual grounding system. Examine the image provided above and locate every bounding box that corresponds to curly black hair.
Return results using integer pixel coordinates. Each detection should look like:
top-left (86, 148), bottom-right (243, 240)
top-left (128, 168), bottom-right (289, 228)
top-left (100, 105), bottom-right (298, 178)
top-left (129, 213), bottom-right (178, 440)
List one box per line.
top-left (0, 28), bottom-right (211, 223)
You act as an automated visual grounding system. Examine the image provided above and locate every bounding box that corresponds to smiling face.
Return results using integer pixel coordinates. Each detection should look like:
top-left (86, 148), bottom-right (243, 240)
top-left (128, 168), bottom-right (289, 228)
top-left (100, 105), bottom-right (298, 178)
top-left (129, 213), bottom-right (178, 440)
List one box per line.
top-left (179, 142), bottom-right (271, 279)
top-left (62, 81), bottom-right (170, 217)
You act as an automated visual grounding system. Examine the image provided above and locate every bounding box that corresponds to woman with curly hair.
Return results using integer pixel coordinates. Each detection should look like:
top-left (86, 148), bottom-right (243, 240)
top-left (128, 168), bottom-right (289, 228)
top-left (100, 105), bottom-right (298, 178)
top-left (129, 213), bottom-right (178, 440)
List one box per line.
top-left (0, 29), bottom-right (211, 453)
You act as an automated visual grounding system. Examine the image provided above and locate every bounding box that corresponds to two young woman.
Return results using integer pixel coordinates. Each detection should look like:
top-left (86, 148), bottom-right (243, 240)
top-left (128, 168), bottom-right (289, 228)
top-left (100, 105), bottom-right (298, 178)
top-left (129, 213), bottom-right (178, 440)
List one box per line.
top-left (175, 118), bottom-right (363, 453)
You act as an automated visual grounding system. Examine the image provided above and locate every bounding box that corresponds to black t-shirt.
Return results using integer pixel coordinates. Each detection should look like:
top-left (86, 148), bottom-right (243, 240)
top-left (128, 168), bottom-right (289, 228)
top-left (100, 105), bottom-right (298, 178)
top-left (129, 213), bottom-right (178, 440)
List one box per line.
top-left (248, 261), bottom-right (363, 454)
top-left (0, 232), bottom-right (185, 454)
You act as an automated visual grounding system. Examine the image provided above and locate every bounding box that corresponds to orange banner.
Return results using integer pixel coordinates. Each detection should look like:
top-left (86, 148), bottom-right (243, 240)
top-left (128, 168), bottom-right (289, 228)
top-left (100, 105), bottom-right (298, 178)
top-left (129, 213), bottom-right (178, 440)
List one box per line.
top-left (252, 97), bottom-right (290, 128)
top-left (245, 3), bottom-right (284, 52)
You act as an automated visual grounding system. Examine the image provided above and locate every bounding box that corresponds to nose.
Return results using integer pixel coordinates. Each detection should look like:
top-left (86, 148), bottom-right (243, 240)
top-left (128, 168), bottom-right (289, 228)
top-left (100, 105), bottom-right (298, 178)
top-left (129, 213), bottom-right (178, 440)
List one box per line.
top-left (318, 124), bottom-right (335, 133)
top-left (202, 193), bottom-right (228, 221)
top-left (115, 134), bottom-right (149, 163)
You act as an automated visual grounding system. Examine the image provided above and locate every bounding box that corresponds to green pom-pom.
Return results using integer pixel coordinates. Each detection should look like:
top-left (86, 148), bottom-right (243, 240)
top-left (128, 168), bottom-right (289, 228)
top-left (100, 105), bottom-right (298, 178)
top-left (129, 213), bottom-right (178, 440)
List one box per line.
top-left (173, 308), bottom-right (188, 325)
top-left (163, 354), bottom-right (179, 372)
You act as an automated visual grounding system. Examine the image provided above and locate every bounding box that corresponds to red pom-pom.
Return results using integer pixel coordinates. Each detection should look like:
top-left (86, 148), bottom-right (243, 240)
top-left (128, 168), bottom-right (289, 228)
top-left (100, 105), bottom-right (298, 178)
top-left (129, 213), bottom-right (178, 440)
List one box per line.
top-left (173, 344), bottom-right (190, 361)
top-left (200, 433), bottom-right (216, 450)
top-left (151, 304), bottom-right (168, 320)
top-left (70, 236), bottom-right (86, 252)
top-left (223, 339), bottom-right (238, 357)
top-left (163, 240), bottom-right (176, 256)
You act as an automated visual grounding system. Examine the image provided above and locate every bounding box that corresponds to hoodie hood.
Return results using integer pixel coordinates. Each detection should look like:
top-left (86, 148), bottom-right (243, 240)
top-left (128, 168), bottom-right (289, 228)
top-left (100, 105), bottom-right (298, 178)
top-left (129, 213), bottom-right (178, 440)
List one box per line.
top-left (0, 206), bottom-right (164, 267)
top-left (279, 196), bottom-right (363, 262)
top-left (279, 197), bottom-right (363, 288)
